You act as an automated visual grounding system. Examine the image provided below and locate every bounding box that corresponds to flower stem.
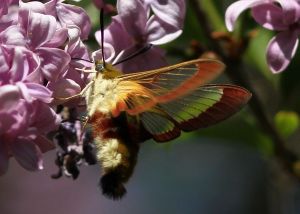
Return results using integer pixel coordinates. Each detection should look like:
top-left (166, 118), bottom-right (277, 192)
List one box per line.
top-left (189, 0), bottom-right (298, 176)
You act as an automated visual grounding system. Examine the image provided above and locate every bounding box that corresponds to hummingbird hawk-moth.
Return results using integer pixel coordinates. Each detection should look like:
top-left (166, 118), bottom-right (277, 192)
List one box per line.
top-left (64, 57), bottom-right (251, 199)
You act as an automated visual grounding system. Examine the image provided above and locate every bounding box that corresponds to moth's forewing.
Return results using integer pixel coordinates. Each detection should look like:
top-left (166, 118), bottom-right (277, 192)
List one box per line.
top-left (114, 59), bottom-right (226, 116)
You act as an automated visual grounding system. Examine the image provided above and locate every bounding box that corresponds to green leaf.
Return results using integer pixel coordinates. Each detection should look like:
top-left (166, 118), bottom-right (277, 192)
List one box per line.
top-left (274, 111), bottom-right (299, 138)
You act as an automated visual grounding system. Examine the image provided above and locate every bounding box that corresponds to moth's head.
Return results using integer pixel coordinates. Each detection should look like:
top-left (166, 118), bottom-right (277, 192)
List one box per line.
top-left (95, 59), bottom-right (105, 72)
top-left (94, 60), bottom-right (122, 79)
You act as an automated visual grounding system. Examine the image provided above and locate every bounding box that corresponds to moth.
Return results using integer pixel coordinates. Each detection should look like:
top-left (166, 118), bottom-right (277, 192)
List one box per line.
top-left (63, 56), bottom-right (251, 199)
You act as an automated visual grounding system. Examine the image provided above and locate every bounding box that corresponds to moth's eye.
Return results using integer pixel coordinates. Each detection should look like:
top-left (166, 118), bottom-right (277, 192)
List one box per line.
top-left (95, 63), bottom-right (104, 72)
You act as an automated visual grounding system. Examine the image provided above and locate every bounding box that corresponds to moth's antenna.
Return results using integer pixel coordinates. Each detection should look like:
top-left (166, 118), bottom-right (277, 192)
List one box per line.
top-left (100, 8), bottom-right (106, 68)
top-left (71, 58), bottom-right (93, 63)
top-left (113, 44), bottom-right (153, 66)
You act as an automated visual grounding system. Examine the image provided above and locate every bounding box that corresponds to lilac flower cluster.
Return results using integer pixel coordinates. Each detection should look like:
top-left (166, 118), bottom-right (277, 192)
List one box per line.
top-left (94, 0), bottom-right (186, 72)
top-left (226, 0), bottom-right (300, 73)
top-left (0, 0), bottom-right (186, 176)
top-left (0, 0), bottom-right (91, 174)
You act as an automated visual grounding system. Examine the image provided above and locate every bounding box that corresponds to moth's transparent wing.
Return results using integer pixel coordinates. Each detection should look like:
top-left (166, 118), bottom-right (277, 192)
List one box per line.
top-left (139, 111), bottom-right (181, 142)
top-left (112, 59), bottom-right (226, 116)
top-left (138, 85), bottom-right (251, 142)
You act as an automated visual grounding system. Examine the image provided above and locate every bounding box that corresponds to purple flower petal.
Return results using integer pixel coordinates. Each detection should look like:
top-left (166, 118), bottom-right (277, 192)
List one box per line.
top-left (65, 27), bottom-right (91, 87)
top-left (147, 15), bottom-right (182, 45)
top-left (16, 82), bottom-right (33, 103)
top-left (0, 84), bottom-right (20, 112)
top-left (24, 51), bottom-right (42, 84)
top-left (19, 0), bottom-right (46, 14)
top-left (266, 30), bottom-right (299, 73)
top-left (0, 0), bottom-right (9, 18)
top-left (67, 25), bottom-right (81, 43)
top-left (44, 0), bottom-right (58, 17)
top-left (0, 6), bottom-right (18, 32)
top-left (5, 100), bottom-right (31, 137)
top-left (95, 16), bottom-right (133, 55)
top-left (37, 47), bottom-right (71, 81)
top-left (9, 47), bottom-right (39, 83)
top-left (1, 46), bottom-right (41, 84)
top-left (45, 27), bottom-right (68, 48)
top-left (48, 78), bottom-right (81, 105)
top-left (56, 3), bottom-right (91, 40)
top-left (252, 2), bottom-right (300, 31)
top-left (12, 49), bottom-right (29, 82)
top-left (25, 83), bottom-right (53, 103)
top-left (10, 47), bottom-right (29, 82)
top-left (25, 67), bottom-right (43, 84)
top-left (66, 26), bottom-right (90, 60)
top-left (63, 66), bottom-right (88, 90)
top-left (0, 25), bottom-right (26, 46)
top-left (1, 0), bottom-right (18, 15)
top-left (32, 101), bottom-right (60, 133)
top-left (0, 112), bottom-right (17, 134)
top-left (117, 0), bottom-right (148, 39)
top-left (19, 9), bottom-right (57, 49)
top-left (148, 0), bottom-right (186, 29)
top-left (0, 21), bottom-right (12, 34)
top-left (276, 0), bottom-right (300, 24)
top-left (92, 49), bottom-right (105, 62)
top-left (11, 138), bottom-right (44, 171)
top-left (225, 0), bottom-right (269, 31)
top-left (93, 44), bottom-right (116, 63)
top-left (116, 45), bottom-right (167, 73)
top-left (0, 46), bottom-right (10, 82)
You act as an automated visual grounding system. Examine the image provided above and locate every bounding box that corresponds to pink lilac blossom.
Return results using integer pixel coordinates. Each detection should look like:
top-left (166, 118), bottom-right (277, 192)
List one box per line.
top-left (49, 26), bottom-right (90, 105)
top-left (19, 0), bottom-right (91, 40)
top-left (0, 0), bottom-right (91, 174)
top-left (0, 0), bottom-right (18, 18)
top-left (0, 0), bottom-right (10, 18)
top-left (0, 98), bottom-right (59, 174)
top-left (94, 0), bottom-right (186, 73)
top-left (0, 0), bottom-right (186, 176)
top-left (225, 0), bottom-right (300, 73)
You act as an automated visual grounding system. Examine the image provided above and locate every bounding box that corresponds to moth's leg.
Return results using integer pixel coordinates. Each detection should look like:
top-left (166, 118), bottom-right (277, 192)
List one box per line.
top-left (79, 115), bottom-right (90, 140)
top-left (81, 115), bottom-right (89, 130)
top-left (79, 80), bottom-right (95, 96)
top-left (54, 80), bottom-right (95, 101)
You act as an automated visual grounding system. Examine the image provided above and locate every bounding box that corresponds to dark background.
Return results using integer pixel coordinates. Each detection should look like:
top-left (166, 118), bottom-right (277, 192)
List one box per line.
top-left (0, 137), bottom-right (271, 214)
